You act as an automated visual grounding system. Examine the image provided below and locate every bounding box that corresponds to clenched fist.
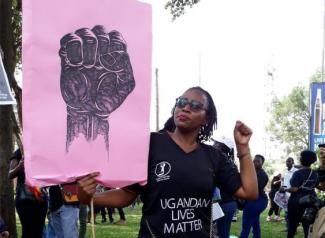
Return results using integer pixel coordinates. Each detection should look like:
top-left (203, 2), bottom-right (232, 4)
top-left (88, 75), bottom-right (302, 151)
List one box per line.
top-left (59, 25), bottom-right (135, 153)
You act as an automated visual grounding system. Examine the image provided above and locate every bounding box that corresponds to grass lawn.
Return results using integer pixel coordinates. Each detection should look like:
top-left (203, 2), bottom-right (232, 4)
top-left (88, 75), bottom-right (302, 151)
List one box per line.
top-left (16, 205), bottom-right (305, 238)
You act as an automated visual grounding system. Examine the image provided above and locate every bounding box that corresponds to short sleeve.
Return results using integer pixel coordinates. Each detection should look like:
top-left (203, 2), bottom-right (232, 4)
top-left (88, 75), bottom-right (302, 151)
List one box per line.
top-left (258, 169), bottom-right (269, 190)
top-left (208, 146), bottom-right (241, 195)
top-left (290, 171), bottom-right (302, 188)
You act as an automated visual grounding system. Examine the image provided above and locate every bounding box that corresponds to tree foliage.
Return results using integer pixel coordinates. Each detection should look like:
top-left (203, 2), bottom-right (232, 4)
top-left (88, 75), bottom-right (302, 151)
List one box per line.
top-left (165, 0), bottom-right (201, 20)
top-left (0, 0), bottom-right (22, 236)
top-left (266, 71), bottom-right (322, 156)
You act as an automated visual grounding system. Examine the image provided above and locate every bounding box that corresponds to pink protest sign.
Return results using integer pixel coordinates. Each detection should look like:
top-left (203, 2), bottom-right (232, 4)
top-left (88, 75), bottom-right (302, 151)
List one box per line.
top-left (23, 0), bottom-right (152, 188)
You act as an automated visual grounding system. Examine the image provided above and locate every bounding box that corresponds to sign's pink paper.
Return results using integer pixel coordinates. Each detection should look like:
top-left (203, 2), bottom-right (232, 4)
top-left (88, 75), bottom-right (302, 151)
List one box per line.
top-left (23, 0), bottom-right (152, 188)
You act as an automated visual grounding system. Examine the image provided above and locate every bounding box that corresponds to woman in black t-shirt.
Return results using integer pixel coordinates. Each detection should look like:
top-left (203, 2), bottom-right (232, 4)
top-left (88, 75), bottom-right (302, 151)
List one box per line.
top-left (9, 149), bottom-right (48, 238)
top-left (285, 150), bottom-right (319, 238)
top-left (239, 154), bottom-right (269, 238)
top-left (77, 86), bottom-right (258, 238)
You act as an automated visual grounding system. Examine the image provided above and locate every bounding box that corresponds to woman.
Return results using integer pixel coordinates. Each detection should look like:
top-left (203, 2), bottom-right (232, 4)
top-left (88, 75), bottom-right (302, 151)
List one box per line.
top-left (239, 154), bottom-right (269, 238)
top-left (266, 173), bottom-right (282, 222)
top-left (285, 150), bottom-right (319, 238)
top-left (77, 86), bottom-right (258, 237)
top-left (9, 149), bottom-right (48, 238)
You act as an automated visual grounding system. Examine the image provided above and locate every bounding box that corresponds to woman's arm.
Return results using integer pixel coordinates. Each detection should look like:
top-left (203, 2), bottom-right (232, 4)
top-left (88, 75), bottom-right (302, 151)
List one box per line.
top-left (232, 121), bottom-right (258, 200)
top-left (285, 187), bottom-right (298, 193)
top-left (77, 172), bottom-right (138, 208)
top-left (8, 159), bottom-right (23, 179)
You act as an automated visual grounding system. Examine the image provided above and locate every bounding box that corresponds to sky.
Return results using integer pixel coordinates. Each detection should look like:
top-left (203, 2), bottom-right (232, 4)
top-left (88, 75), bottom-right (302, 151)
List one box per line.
top-left (146, 0), bottom-right (324, 158)
top-left (16, 0), bottom-right (324, 160)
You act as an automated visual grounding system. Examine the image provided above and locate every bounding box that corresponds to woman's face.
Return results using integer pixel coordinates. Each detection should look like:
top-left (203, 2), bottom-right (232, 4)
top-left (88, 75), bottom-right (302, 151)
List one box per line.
top-left (173, 89), bottom-right (208, 133)
top-left (253, 156), bottom-right (263, 170)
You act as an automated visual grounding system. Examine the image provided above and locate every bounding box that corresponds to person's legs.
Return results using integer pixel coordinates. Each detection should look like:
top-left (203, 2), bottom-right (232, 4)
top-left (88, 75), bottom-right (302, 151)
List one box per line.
top-left (60, 205), bottom-right (79, 238)
top-left (107, 208), bottom-right (114, 223)
top-left (252, 196), bottom-right (268, 238)
top-left (16, 199), bottom-right (47, 238)
top-left (100, 207), bottom-right (106, 223)
top-left (33, 200), bottom-right (48, 238)
top-left (16, 199), bottom-right (33, 238)
top-left (267, 193), bottom-right (273, 220)
top-left (287, 197), bottom-right (301, 238)
top-left (287, 215), bottom-right (299, 238)
top-left (274, 202), bottom-right (281, 221)
top-left (118, 208), bottom-right (126, 221)
top-left (217, 201), bottom-right (237, 238)
top-left (302, 221), bottom-right (311, 238)
top-left (47, 214), bottom-right (57, 238)
top-left (267, 206), bottom-right (274, 217)
top-left (239, 201), bottom-right (254, 238)
top-left (79, 204), bottom-right (87, 238)
top-left (51, 207), bottom-right (64, 238)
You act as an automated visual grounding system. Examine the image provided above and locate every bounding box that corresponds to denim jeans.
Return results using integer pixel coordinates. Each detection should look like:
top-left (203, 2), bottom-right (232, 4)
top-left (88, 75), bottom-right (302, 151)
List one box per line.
top-left (51, 204), bottom-right (79, 238)
top-left (239, 195), bottom-right (268, 238)
top-left (217, 201), bottom-right (237, 238)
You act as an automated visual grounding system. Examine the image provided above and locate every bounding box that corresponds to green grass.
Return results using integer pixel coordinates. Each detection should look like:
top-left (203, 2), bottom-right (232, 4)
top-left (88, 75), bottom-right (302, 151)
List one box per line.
top-left (16, 205), bottom-right (305, 238)
top-left (85, 206), bottom-right (305, 238)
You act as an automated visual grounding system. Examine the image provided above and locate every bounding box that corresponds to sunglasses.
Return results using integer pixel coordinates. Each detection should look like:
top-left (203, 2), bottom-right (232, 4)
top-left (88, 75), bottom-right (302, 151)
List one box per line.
top-left (175, 97), bottom-right (206, 112)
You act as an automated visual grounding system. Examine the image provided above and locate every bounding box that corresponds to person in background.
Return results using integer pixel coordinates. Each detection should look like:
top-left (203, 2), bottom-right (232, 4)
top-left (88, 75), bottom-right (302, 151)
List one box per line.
top-left (240, 154), bottom-right (269, 238)
top-left (285, 150), bottom-right (319, 238)
top-left (316, 146), bottom-right (325, 191)
top-left (77, 86), bottom-right (258, 238)
top-left (9, 148), bottom-right (48, 238)
top-left (49, 185), bottom-right (79, 238)
top-left (280, 157), bottom-right (298, 231)
top-left (213, 138), bottom-right (238, 238)
top-left (96, 186), bottom-right (126, 224)
top-left (266, 172), bottom-right (282, 222)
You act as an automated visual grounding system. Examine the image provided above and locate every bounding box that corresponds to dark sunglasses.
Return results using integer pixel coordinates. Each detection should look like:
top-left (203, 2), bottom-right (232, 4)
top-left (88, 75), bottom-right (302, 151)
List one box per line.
top-left (175, 97), bottom-right (206, 112)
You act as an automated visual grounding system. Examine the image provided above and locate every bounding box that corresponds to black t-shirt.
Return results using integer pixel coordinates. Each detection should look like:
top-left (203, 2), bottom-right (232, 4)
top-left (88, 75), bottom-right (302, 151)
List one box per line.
top-left (290, 168), bottom-right (318, 198)
top-left (133, 132), bottom-right (241, 238)
top-left (256, 169), bottom-right (269, 198)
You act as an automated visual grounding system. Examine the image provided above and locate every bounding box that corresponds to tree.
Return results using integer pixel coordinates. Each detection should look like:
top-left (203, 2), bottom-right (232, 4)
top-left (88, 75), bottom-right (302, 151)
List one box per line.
top-left (165, 0), bottom-right (201, 20)
top-left (266, 71), bottom-right (322, 156)
top-left (0, 0), bottom-right (22, 237)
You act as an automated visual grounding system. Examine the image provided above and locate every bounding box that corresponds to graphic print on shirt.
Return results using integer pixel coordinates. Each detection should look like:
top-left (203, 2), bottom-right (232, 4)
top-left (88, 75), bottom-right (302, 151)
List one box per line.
top-left (155, 161), bottom-right (171, 182)
top-left (160, 197), bottom-right (211, 234)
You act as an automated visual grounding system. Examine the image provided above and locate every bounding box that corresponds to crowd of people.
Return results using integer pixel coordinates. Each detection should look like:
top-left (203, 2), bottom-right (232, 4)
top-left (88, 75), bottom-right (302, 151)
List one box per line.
top-left (4, 86), bottom-right (325, 238)
top-left (8, 148), bottom-right (128, 238)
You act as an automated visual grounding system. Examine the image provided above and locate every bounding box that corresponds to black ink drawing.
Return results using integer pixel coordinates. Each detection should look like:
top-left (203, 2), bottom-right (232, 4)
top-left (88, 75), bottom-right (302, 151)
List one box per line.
top-left (59, 25), bottom-right (135, 153)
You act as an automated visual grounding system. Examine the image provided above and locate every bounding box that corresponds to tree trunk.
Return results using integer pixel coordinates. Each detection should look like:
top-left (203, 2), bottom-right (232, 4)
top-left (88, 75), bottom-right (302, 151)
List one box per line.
top-left (0, 0), bottom-right (18, 236)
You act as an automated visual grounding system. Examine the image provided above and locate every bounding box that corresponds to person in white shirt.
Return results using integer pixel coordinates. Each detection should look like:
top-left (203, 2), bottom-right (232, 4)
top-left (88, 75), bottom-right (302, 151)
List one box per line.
top-left (283, 157), bottom-right (298, 190)
top-left (280, 157), bottom-right (298, 231)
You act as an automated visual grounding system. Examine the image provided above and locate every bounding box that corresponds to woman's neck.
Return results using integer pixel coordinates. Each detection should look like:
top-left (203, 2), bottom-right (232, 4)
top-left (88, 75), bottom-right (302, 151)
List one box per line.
top-left (171, 128), bottom-right (198, 145)
top-left (168, 129), bottom-right (199, 153)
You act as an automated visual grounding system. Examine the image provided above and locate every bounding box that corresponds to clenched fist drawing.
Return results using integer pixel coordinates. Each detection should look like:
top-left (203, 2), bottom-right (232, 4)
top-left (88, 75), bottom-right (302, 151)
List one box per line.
top-left (59, 25), bottom-right (135, 153)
